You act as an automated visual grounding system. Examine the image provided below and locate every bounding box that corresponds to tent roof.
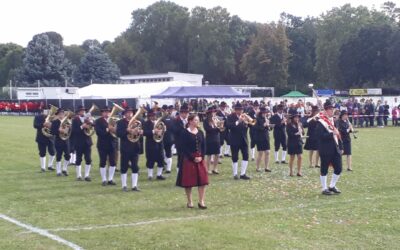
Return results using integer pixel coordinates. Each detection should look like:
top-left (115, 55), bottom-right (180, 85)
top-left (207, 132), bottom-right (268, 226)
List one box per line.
top-left (281, 91), bottom-right (308, 97)
top-left (151, 86), bottom-right (249, 98)
top-left (77, 81), bottom-right (195, 99)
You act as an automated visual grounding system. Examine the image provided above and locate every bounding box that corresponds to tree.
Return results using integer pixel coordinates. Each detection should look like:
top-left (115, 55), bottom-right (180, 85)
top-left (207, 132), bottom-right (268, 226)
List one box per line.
top-left (240, 23), bottom-right (290, 87)
top-left (339, 25), bottom-right (393, 87)
top-left (74, 45), bottom-right (120, 84)
top-left (64, 45), bottom-right (85, 66)
top-left (17, 32), bottom-right (72, 86)
top-left (0, 43), bottom-right (23, 86)
top-left (382, 1), bottom-right (400, 22)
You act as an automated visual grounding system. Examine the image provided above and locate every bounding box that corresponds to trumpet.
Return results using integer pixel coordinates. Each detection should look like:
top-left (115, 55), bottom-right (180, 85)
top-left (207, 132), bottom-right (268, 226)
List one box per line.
top-left (213, 116), bottom-right (225, 132)
top-left (240, 113), bottom-right (256, 126)
top-left (42, 104), bottom-right (58, 137)
top-left (83, 104), bottom-right (99, 137)
top-left (108, 103), bottom-right (124, 138)
top-left (127, 106), bottom-right (146, 143)
top-left (60, 111), bottom-right (73, 140)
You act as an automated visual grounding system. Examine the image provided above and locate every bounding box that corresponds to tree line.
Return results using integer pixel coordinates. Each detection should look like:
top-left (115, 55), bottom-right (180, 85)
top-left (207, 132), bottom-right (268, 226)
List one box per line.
top-left (0, 1), bottom-right (399, 90)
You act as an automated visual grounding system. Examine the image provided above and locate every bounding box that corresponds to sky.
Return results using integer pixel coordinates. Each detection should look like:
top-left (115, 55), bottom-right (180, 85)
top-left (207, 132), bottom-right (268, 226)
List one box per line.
top-left (0, 0), bottom-right (391, 46)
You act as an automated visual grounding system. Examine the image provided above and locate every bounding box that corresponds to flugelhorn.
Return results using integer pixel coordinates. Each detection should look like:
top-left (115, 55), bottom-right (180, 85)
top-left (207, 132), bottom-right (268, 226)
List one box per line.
top-left (240, 113), bottom-right (256, 126)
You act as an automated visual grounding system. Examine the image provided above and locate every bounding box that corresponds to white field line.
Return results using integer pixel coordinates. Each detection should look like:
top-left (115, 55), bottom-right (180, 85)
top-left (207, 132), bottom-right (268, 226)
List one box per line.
top-left (0, 213), bottom-right (83, 250)
top-left (31, 194), bottom-right (391, 233)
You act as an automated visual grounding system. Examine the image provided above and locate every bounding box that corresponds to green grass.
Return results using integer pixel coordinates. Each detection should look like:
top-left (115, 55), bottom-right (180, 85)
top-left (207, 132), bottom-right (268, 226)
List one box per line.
top-left (0, 116), bottom-right (399, 250)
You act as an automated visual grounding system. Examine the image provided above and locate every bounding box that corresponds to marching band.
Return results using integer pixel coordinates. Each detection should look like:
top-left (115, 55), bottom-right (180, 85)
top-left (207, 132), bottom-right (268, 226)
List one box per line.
top-left (34, 99), bottom-right (356, 206)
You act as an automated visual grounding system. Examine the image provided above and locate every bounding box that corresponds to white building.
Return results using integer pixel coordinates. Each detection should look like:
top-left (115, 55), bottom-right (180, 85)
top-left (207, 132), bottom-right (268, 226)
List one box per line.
top-left (120, 72), bottom-right (203, 86)
top-left (17, 87), bottom-right (79, 100)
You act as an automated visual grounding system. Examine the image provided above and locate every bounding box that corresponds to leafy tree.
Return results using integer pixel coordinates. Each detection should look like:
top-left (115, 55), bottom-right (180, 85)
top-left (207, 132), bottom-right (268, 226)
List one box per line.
top-left (64, 45), bottom-right (85, 66)
top-left (74, 45), bottom-right (120, 84)
top-left (0, 43), bottom-right (23, 86)
top-left (17, 32), bottom-right (72, 86)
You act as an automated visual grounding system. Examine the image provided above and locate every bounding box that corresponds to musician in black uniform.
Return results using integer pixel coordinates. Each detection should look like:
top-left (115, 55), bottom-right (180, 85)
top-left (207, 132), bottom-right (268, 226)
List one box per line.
top-left (253, 107), bottom-right (272, 172)
top-left (33, 109), bottom-right (55, 172)
top-left (71, 106), bottom-right (93, 182)
top-left (161, 105), bottom-right (174, 173)
top-left (116, 107), bottom-right (142, 191)
top-left (304, 106), bottom-right (320, 168)
top-left (172, 104), bottom-right (189, 172)
top-left (338, 110), bottom-right (353, 171)
top-left (50, 108), bottom-right (71, 176)
top-left (316, 100), bottom-right (343, 195)
top-left (216, 102), bottom-right (230, 157)
top-left (203, 107), bottom-right (221, 174)
top-left (248, 101), bottom-right (259, 161)
top-left (286, 110), bottom-right (304, 177)
top-left (95, 106), bottom-right (117, 186)
top-left (270, 104), bottom-right (287, 164)
top-left (226, 103), bottom-right (250, 180)
top-left (143, 110), bottom-right (166, 180)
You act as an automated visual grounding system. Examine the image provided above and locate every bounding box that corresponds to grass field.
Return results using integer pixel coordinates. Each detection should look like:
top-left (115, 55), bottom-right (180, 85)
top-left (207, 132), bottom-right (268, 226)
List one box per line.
top-left (0, 116), bottom-right (399, 250)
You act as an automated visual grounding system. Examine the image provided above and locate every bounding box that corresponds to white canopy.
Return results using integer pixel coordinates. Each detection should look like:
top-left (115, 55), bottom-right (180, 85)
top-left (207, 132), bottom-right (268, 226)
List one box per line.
top-left (78, 81), bottom-right (196, 99)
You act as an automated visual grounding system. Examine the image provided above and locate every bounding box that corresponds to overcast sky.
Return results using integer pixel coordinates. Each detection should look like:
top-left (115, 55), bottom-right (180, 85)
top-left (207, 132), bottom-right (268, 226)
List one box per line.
top-left (0, 0), bottom-right (391, 46)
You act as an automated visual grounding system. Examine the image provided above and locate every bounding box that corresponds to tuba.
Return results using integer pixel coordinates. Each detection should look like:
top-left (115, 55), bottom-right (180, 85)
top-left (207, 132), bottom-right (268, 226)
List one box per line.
top-left (42, 104), bottom-right (58, 137)
top-left (60, 111), bottom-right (73, 140)
top-left (127, 106), bottom-right (147, 143)
top-left (83, 104), bottom-right (99, 137)
top-left (240, 113), bottom-right (256, 126)
top-left (153, 111), bottom-right (168, 143)
top-left (108, 103), bottom-right (124, 138)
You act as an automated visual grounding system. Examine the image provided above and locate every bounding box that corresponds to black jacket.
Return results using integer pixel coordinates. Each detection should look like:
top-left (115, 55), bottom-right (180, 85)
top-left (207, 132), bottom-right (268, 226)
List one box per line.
top-left (270, 113), bottom-right (286, 139)
top-left (71, 116), bottom-right (93, 149)
top-left (253, 116), bottom-right (270, 143)
top-left (337, 120), bottom-right (351, 143)
top-left (95, 117), bottom-right (116, 150)
top-left (171, 117), bottom-right (186, 153)
top-left (51, 119), bottom-right (69, 145)
top-left (162, 115), bottom-right (175, 144)
top-left (181, 129), bottom-right (206, 161)
top-left (286, 122), bottom-right (302, 146)
top-left (316, 121), bottom-right (343, 155)
top-left (33, 114), bottom-right (53, 143)
top-left (203, 119), bottom-right (220, 143)
top-left (226, 113), bottom-right (248, 147)
top-left (116, 118), bottom-right (142, 153)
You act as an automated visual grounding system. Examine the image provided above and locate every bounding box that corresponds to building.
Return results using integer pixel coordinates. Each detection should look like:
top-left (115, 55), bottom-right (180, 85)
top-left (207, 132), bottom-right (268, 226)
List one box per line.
top-left (120, 72), bottom-right (203, 86)
top-left (17, 87), bottom-right (79, 100)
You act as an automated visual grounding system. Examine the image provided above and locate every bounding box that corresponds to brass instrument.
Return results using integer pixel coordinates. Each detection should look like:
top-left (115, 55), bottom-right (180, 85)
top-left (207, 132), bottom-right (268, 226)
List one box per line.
top-left (213, 116), bottom-right (225, 132)
top-left (42, 104), bottom-right (58, 137)
top-left (60, 111), bottom-right (73, 140)
top-left (240, 113), bottom-right (256, 126)
top-left (108, 103), bottom-right (124, 138)
top-left (83, 104), bottom-right (99, 137)
top-left (153, 111), bottom-right (168, 143)
top-left (127, 106), bottom-right (146, 143)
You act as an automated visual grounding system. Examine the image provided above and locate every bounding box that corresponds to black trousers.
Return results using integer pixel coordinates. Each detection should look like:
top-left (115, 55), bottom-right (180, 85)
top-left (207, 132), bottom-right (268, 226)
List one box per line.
top-left (231, 143), bottom-right (249, 162)
top-left (274, 135), bottom-right (287, 151)
top-left (55, 141), bottom-right (70, 162)
top-left (37, 141), bottom-right (55, 157)
top-left (383, 116), bottom-right (388, 126)
top-left (120, 151), bottom-right (139, 174)
top-left (98, 147), bottom-right (116, 168)
top-left (75, 146), bottom-right (92, 166)
top-left (320, 152), bottom-right (342, 176)
top-left (163, 141), bottom-right (173, 158)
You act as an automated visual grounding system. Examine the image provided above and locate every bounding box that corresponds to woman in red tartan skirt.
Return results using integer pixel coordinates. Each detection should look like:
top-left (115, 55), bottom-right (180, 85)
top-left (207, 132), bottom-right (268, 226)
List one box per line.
top-left (176, 114), bottom-right (209, 209)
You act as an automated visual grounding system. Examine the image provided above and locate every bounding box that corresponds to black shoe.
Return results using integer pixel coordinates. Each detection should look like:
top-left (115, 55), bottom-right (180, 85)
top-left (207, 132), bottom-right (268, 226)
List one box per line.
top-left (115, 168), bottom-right (120, 172)
top-left (240, 174), bottom-right (251, 180)
top-left (40, 168), bottom-right (46, 173)
top-left (233, 175), bottom-right (239, 180)
top-left (132, 187), bottom-right (141, 192)
top-left (347, 168), bottom-right (353, 171)
top-left (328, 187), bottom-right (341, 194)
top-left (265, 168), bottom-right (272, 172)
top-left (77, 177), bottom-right (83, 181)
top-left (187, 203), bottom-right (194, 209)
top-left (165, 170), bottom-right (171, 174)
top-left (62, 170), bottom-right (68, 176)
top-left (198, 203), bottom-right (207, 210)
top-left (156, 175), bottom-right (166, 180)
top-left (256, 168), bottom-right (262, 172)
top-left (224, 154), bottom-right (230, 157)
top-left (251, 158), bottom-right (255, 161)
top-left (148, 177), bottom-right (153, 181)
top-left (297, 173), bottom-right (303, 177)
top-left (212, 170), bottom-right (220, 175)
top-left (315, 165), bottom-right (321, 168)
top-left (281, 161), bottom-right (287, 164)
top-left (47, 167), bottom-right (55, 171)
top-left (275, 161), bottom-right (280, 164)
top-left (102, 181), bottom-right (107, 186)
top-left (122, 186), bottom-right (128, 192)
top-left (108, 180), bottom-right (116, 185)
top-left (56, 173), bottom-right (62, 177)
top-left (322, 189), bottom-right (333, 195)
top-left (84, 177), bottom-right (91, 182)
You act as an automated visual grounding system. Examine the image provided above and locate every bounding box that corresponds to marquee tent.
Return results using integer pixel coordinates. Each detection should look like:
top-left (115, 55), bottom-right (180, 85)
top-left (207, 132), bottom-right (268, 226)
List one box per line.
top-left (151, 86), bottom-right (249, 98)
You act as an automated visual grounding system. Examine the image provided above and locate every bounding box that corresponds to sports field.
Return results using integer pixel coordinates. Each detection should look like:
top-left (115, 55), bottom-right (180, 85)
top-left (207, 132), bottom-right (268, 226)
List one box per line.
top-left (0, 116), bottom-right (399, 250)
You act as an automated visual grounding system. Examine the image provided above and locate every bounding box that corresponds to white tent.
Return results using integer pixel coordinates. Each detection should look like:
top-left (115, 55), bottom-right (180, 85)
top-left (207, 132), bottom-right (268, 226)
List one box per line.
top-left (78, 81), bottom-right (196, 99)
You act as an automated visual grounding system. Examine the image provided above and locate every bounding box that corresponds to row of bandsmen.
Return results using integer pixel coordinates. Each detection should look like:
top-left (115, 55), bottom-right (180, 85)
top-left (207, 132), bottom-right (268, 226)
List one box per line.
top-left (34, 99), bottom-right (351, 195)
